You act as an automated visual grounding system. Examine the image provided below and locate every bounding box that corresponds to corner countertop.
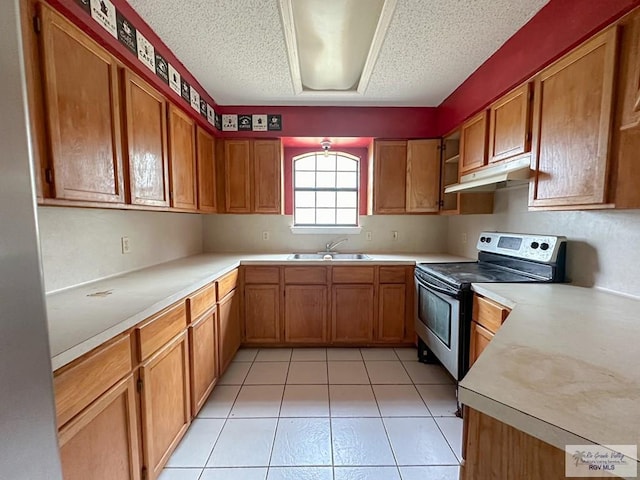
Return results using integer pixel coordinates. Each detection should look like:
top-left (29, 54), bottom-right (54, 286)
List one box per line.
top-left (459, 283), bottom-right (640, 463)
top-left (47, 252), bottom-right (467, 371)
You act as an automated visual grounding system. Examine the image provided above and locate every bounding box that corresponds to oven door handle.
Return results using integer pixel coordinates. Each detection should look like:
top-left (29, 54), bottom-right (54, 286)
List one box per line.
top-left (415, 275), bottom-right (461, 300)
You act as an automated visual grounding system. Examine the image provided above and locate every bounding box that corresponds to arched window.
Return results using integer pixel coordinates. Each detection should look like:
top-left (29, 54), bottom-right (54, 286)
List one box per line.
top-left (293, 152), bottom-right (359, 226)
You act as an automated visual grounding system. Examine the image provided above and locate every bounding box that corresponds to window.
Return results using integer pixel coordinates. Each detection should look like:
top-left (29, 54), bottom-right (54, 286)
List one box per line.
top-left (293, 152), bottom-right (359, 226)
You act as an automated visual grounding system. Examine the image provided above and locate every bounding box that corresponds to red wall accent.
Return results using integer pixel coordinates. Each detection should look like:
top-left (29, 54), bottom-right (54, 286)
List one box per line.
top-left (283, 147), bottom-right (369, 216)
top-left (437, 0), bottom-right (640, 135)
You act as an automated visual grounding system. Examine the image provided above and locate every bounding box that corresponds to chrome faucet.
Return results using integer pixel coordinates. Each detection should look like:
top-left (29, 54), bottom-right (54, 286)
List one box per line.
top-left (324, 237), bottom-right (348, 253)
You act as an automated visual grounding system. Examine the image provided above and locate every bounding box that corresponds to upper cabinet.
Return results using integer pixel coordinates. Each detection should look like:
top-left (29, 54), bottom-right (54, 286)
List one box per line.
top-left (406, 139), bottom-right (441, 213)
top-left (222, 139), bottom-right (282, 214)
top-left (39, 4), bottom-right (124, 203)
top-left (529, 28), bottom-right (618, 209)
top-left (488, 83), bottom-right (532, 164)
top-left (168, 105), bottom-right (198, 211)
top-left (196, 127), bottom-right (217, 213)
top-left (122, 70), bottom-right (170, 208)
top-left (372, 140), bottom-right (408, 213)
top-left (459, 110), bottom-right (488, 174)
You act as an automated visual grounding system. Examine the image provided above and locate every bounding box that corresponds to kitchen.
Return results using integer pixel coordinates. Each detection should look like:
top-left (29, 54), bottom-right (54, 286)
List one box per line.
top-left (2, 0), bottom-right (640, 480)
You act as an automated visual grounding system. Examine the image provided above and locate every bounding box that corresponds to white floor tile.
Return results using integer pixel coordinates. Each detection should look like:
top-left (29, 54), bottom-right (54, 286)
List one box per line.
top-left (200, 467), bottom-right (267, 480)
top-left (266, 467), bottom-right (333, 480)
top-left (286, 361), bottom-right (328, 384)
top-left (383, 417), bottom-right (458, 466)
top-left (207, 418), bottom-right (277, 467)
top-left (244, 362), bottom-right (289, 385)
top-left (291, 348), bottom-right (327, 361)
top-left (327, 348), bottom-right (363, 361)
top-left (280, 385), bottom-right (329, 417)
top-left (219, 362), bottom-right (252, 385)
top-left (255, 348), bottom-right (292, 362)
top-left (198, 385), bottom-right (241, 418)
top-left (372, 385), bottom-right (430, 417)
top-left (158, 469), bottom-right (202, 480)
top-left (365, 361), bottom-right (412, 385)
top-left (394, 348), bottom-right (418, 362)
top-left (399, 466), bottom-right (460, 480)
top-left (270, 418), bottom-right (332, 466)
top-left (360, 348), bottom-right (399, 361)
top-left (328, 361), bottom-right (369, 384)
top-left (415, 384), bottom-right (458, 417)
top-left (329, 385), bottom-right (379, 417)
top-left (334, 466), bottom-right (401, 480)
top-left (229, 385), bottom-right (284, 418)
top-left (166, 419), bottom-right (225, 467)
top-left (233, 348), bottom-right (259, 362)
top-left (435, 417), bottom-right (464, 462)
top-left (401, 362), bottom-right (453, 385)
top-left (331, 418), bottom-right (395, 466)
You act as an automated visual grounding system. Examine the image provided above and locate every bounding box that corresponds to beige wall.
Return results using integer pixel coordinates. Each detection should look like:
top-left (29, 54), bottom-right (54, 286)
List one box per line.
top-left (447, 186), bottom-right (640, 297)
top-left (203, 214), bottom-right (448, 254)
top-left (38, 207), bottom-right (203, 292)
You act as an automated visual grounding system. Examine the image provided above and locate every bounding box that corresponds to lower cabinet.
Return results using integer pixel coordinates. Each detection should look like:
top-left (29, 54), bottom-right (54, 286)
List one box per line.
top-left (469, 321), bottom-right (494, 367)
top-left (244, 284), bottom-right (281, 344)
top-left (469, 294), bottom-right (511, 367)
top-left (377, 284), bottom-right (406, 342)
top-left (58, 375), bottom-right (141, 480)
top-left (284, 285), bottom-right (328, 343)
top-left (139, 332), bottom-right (191, 480)
top-left (188, 308), bottom-right (218, 417)
top-left (218, 289), bottom-right (241, 373)
top-left (331, 285), bottom-right (375, 343)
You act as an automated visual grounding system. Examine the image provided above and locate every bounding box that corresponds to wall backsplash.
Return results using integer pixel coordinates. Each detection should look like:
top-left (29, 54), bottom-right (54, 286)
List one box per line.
top-left (447, 186), bottom-right (640, 297)
top-left (203, 214), bottom-right (448, 254)
top-left (38, 207), bottom-right (203, 293)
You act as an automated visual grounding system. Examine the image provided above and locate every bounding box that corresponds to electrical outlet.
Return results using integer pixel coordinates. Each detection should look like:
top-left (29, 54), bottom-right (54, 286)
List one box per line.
top-left (262, 231), bottom-right (270, 241)
top-left (392, 231), bottom-right (399, 241)
top-left (462, 232), bottom-right (468, 244)
top-left (366, 231), bottom-right (373, 241)
top-left (121, 236), bottom-right (131, 254)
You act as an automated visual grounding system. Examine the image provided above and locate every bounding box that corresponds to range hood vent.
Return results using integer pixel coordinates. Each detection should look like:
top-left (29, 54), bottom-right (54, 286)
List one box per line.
top-left (444, 157), bottom-right (531, 193)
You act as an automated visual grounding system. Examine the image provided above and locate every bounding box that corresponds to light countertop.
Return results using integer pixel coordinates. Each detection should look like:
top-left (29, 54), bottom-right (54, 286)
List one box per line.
top-left (460, 283), bottom-right (640, 464)
top-left (47, 252), bottom-right (467, 370)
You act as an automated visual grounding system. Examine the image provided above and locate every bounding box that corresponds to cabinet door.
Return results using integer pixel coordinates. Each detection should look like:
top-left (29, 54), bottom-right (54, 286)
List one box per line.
top-left (196, 126), bottom-right (217, 212)
top-left (406, 139), bottom-right (441, 213)
top-left (284, 285), bottom-right (328, 343)
top-left (529, 28), bottom-right (618, 208)
top-left (459, 111), bottom-right (488, 174)
top-left (189, 309), bottom-right (218, 417)
top-left (469, 321), bottom-right (494, 368)
top-left (332, 285), bottom-right (374, 343)
top-left (488, 83), bottom-right (532, 163)
top-left (373, 140), bottom-right (407, 213)
top-left (253, 140), bottom-right (282, 213)
top-left (377, 284), bottom-right (406, 342)
top-left (244, 285), bottom-right (281, 343)
top-left (168, 105), bottom-right (197, 210)
top-left (217, 289), bottom-right (242, 373)
top-left (224, 140), bottom-right (252, 213)
top-left (39, 5), bottom-right (124, 203)
top-left (58, 375), bottom-right (140, 480)
top-left (140, 332), bottom-right (191, 479)
top-left (122, 70), bottom-right (169, 207)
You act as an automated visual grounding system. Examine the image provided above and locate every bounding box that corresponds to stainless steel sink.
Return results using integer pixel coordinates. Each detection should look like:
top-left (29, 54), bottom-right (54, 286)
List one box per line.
top-left (288, 253), bottom-right (371, 260)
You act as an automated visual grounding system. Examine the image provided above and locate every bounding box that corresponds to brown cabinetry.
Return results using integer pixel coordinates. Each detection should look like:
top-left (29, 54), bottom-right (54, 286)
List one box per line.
top-left (196, 126), bottom-right (217, 213)
top-left (372, 140), bottom-right (408, 213)
top-left (244, 285), bottom-right (281, 344)
top-left (488, 83), bottom-right (532, 163)
top-left (377, 284), bottom-right (406, 342)
top-left (168, 105), bottom-right (197, 210)
top-left (406, 139), bottom-right (441, 212)
top-left (284, 285), bottom-right (329, 343)
top-left (217, 288), bottom-right (241, 373)
top-left (331, 285), bottom-right (375, 343)
top-left (469, 294), bottom-right (510, 367)
top-left (39, 4), bottom-right (124, 203)
top-left (459, 111), bottom-right (489, 174)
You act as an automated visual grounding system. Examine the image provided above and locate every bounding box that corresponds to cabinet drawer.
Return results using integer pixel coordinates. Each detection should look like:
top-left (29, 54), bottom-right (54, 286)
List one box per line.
top-left (284, 267), bottom-right (328, 284)
top-left (379, 266), bottom-right (406, 284)
top-left (217, 269), bottom-right (239, 300)
top-left (332, 266), bottom-right (375, 284)
top-left (54, 334), bottom-right (133, 428)
top-left (137, 302), bottom-right (187, 362)
top-left (187, 283), bottom-right (216, 323)
top-left (244, 266), bottom-right (280, 284)
top-left (472, 295), bottom-right (510, 333)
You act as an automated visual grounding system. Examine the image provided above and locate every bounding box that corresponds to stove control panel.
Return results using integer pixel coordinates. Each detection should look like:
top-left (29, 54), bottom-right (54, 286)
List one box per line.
top-left (477, 232), bottom-right (566, 263)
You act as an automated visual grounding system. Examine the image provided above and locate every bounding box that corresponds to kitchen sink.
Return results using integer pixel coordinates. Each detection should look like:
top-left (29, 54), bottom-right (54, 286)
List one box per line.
top-left (288, 253), bottom-right (371, 260)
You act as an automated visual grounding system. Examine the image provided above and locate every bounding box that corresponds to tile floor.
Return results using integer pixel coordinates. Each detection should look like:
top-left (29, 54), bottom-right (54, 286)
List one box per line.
top-left (160, 347), bottom-right (462, 480)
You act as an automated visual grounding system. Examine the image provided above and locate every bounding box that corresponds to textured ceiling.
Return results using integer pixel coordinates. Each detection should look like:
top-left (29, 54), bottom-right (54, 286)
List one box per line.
top-left (126, 0), bottom-right (549, 106)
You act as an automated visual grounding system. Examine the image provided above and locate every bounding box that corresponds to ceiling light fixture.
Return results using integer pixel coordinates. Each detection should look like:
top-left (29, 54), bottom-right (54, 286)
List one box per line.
top-left (320, 139), bottom-right (332, 156)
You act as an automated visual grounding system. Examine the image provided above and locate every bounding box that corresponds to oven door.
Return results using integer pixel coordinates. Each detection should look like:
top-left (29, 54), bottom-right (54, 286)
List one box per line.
top-left (414, 274), bottom-right (461, 380)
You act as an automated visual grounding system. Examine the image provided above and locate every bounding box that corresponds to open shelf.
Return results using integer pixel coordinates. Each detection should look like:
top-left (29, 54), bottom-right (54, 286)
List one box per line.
top-left (444, 153), bottom-right (460, 164)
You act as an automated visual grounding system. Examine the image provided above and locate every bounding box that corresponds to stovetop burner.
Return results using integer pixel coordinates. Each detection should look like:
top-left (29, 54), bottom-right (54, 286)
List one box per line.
top-left (415, 261), bottom-right (544, 289)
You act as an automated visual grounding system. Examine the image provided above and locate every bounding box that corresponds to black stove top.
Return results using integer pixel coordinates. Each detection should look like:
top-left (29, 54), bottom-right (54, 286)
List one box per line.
top-left (415, 261), bottom-right (547, 289)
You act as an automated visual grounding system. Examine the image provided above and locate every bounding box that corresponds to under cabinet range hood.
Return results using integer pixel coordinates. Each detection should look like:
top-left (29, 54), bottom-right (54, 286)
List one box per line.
top-left (444, 157), bottom-right (532, 193)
